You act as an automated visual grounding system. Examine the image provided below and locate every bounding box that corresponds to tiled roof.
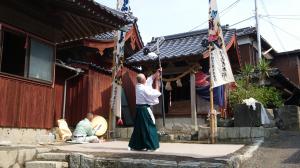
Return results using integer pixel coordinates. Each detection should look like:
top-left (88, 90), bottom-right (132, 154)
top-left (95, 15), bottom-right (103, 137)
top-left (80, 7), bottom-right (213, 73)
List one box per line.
top-left (92, 32), bottom-right (115, 41)
top-left (236, 27), bottom-right (276, 53)
top-left (236, 27), bottom-right (256, 37)
top-left (89, 23), bottom-right (143, 46)
top-left (126, 27), bottom-right (236, 64)
top-left (66, 0), bottom-right (136, 23)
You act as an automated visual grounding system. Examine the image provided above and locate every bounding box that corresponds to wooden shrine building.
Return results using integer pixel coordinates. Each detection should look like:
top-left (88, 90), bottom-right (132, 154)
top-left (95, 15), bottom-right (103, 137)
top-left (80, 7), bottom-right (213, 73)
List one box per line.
top-left (0, 0), bottom-right (133, 129)
top-left (126, 26), bottom-right (241, 130)
top-left (55, 24), bottom-right (143, 127)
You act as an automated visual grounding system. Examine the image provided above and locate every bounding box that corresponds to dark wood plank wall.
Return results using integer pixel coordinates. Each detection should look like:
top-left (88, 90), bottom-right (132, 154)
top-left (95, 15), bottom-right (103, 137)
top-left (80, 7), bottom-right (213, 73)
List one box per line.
top-left (0, 75), bottom-right (54, 128)
top-left (0, 5), bottom-right (57, 129)
top-left (122, 68), bottom-right (137, 117)
top-left (239, 44), bottom-right (253, 66)
top-left (88, 69), bottom-right (112, 120)
top-left (64, 73), bottom-right (89, 127)
top-left (56, 67), bottom-right (137, 127)
top-left (272, 56), bottom-right (300, 86)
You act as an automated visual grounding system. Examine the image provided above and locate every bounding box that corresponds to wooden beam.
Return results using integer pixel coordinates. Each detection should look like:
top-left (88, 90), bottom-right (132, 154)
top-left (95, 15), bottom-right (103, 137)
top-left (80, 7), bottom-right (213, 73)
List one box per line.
top-left (75, 15), bottom-right (94, 36)
top-left (61, 15), bottom-right (79, 41)
top-left (190, 72), bottom-right (198, 131)
top-left (65, 13), bottom-right (89, 38)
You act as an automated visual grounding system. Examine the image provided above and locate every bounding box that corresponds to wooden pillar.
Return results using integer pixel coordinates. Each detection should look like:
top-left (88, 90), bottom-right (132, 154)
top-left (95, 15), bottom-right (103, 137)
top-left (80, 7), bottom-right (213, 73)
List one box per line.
top-left (190, 72), bottom-right (198, 131)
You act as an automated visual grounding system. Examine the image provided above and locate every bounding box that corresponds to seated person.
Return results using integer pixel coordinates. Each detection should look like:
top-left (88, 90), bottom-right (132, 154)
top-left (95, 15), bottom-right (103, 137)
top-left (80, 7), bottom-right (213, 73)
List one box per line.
top-left (72, 112), bottom-right (99, 143)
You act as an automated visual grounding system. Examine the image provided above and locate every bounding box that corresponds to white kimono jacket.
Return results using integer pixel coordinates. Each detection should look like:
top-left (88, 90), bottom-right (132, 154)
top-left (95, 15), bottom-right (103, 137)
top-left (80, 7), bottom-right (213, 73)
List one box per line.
top-left (136, 75), bottom-right (161, 123)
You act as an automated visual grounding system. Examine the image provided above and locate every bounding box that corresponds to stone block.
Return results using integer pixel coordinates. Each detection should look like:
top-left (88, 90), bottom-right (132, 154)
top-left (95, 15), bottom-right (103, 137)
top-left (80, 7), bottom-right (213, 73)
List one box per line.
top-left (199, 162), bottom-right (226, 168)
top-left (127, 127), bottom-right (134, 138)
top-left (132, 159), bottom-right (151, 168)
top-left (117, 158), bottom-right (133, 168)
top-left (178, 161), bottom-right (202, 168)
top-left (177, 134), bottom-right (191, 141)
top-left (150, 160), bottom-right (177, 168)
top-left (0, 128), bottom-right (48, 144)
top-left (69, 153), bottom-right (81, 168)
top-left (36, 147), bottom-right (52, 154)
top-left (217, 127), bottom-right (227, 140)
top-left (25, 161), bottom-right (68, 168)
top-left (95, 158), bottom-right (118, 168)
top-left (37, 153), bottom-right (69, 161)
top-left (234, 103), bottom-right (261, 127)
top-left (250, 127), bottom-right (264, 138)
top-left (18, 149), bottom-right (36, 164)
top-left (198, 126), bottom-right (210, 140)
top-left (0, 150), bottom-right (18, 168)
top-left (226, 127), bottom-right (240, 139)
top-left (80, 154), bottom-right (95, 168)
top-left (120, 128), bottom-right (128, 139)
top-left (159, 134), bottom-right (174, 141)
top-left (239, 127), bottom-right (251, 138)
top-left (172, 125), bottom-right (183, 132)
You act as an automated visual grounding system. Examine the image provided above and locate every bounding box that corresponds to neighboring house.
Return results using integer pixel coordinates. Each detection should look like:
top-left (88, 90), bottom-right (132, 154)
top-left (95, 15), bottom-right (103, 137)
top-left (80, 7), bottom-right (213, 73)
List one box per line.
top-left (0, 0), bottom-right (132, 133)
top-left (272, 50), bottom-right (300, 86)
top-left (236, 27), bottom-right (276, 66)
top-left (236, 27), bottom-right (300, 105)
top-left (126, 27), bottom-right (241, 129)
top-left (55, 24), bottom-right (143, 127)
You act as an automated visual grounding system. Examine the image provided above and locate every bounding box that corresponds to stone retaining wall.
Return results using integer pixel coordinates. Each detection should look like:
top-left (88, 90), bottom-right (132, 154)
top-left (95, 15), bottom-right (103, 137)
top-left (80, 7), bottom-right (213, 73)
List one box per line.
top-left (198, 127), bottom-right (278, 140)
top-left (0, 146), bottom-right (51, 168)
top-left (277, 105), bottom-right (300, 130)
top-left (69, 153), bottom-right (228, 168)
top-left (0, 128), bottom-right (49, 144)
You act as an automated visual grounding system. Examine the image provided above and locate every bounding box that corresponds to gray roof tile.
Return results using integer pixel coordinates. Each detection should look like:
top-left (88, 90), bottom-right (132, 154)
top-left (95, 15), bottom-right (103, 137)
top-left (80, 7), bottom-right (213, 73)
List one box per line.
top-left (126, 27), bottom-right (236, 64)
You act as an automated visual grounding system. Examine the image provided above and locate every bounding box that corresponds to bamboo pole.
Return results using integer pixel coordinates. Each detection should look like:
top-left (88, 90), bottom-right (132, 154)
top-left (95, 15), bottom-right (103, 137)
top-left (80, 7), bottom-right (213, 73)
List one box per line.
top-left (190, 73), bottom-right (198, 131)
top-left (209, 46), bottom-right (217, 144)
top-left (107, 31), bottom-right (118, 140)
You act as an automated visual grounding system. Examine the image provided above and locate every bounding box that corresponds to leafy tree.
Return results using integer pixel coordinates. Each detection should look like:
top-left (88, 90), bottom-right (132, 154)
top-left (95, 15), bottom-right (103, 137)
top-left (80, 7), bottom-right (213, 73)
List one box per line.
top-left (240, 64), bottom-right (254, 88)
top-left (257, 59), bottom-right (271, 85)
top-left (229, 62), bottom-right (283, 109)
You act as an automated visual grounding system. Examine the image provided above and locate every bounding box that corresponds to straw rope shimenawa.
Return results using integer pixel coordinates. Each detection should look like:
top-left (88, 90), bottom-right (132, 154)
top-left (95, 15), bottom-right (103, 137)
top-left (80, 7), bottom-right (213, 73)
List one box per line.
top-left (162, 64), bottom-right (201, 91)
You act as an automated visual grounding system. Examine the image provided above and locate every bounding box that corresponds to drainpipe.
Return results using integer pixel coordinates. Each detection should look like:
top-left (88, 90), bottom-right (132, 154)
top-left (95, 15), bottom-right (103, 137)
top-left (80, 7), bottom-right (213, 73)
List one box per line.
top-left (56, 62), bottom-right (83, 119)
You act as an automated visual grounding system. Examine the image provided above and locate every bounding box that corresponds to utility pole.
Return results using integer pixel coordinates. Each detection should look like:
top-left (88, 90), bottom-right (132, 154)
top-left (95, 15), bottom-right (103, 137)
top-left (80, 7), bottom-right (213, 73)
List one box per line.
top-left (255, 0), bottom-right (262, 62)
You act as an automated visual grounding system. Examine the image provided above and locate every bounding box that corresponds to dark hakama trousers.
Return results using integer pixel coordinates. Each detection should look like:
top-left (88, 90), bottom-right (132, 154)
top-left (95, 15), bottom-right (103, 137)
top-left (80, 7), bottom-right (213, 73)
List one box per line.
top-left (128, 105), bottom-right (160, 150)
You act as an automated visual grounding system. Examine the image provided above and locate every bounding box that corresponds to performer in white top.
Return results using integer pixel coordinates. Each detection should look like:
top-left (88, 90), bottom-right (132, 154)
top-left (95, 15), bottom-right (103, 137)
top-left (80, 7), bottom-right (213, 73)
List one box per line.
top-left (128, 69), bottom-right (161, 151)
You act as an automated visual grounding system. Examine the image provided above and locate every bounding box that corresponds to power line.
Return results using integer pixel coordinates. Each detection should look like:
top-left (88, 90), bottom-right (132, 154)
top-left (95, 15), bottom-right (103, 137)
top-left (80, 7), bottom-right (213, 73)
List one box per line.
top-left (189, 0), bottom-right (241, 31)
top-left (261, 16), bottom-right (300, 21)
top-left (229, 16), bottom-right (254, 27)
top-left (260, 0), bottom-right (286, 51)
top-left (263, 14), bottom-right (300, 17)
top-left (261, 17), bottom-right (300, 43)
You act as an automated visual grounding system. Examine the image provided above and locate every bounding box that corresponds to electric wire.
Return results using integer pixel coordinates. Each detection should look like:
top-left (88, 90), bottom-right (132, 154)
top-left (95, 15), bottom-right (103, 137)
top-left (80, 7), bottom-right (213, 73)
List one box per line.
top-left (260, 0), bottom-right (286, 51)
top-left (228, 16), bottom-right (254, 27)
top-left (261, 17), bottom-right (300, 43)
top-left (189, 0), bottom-right (241, 31)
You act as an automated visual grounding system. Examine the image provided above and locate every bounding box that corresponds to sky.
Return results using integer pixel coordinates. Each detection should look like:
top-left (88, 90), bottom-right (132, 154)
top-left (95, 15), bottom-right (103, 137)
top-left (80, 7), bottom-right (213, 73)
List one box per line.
top-left (97, 0), bottom-right (300, 52)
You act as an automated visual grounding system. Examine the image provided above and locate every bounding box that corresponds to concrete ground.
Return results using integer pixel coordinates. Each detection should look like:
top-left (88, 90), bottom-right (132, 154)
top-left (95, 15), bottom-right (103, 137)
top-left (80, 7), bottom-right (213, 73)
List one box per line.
top-left (242, 131), bottom-right (300, 168)
top-left (56, 141), bottom-right (244, 159)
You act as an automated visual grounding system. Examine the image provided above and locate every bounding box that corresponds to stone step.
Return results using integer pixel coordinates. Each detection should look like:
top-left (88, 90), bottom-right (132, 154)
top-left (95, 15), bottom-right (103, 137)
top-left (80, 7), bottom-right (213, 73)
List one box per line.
top-left (25, 161), bottom-right (68, 168)
top-left (36, 153), bottom-right (69, 161)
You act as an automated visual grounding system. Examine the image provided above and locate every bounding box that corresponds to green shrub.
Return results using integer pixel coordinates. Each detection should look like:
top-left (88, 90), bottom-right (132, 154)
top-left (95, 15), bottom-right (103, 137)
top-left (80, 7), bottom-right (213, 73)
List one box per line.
top-left (229, 79), bottom-right (284, 108)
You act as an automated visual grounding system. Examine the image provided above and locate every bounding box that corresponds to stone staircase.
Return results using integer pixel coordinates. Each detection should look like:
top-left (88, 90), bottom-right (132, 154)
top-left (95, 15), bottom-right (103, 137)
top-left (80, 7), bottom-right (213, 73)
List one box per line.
top-left (25, 152), bottom-right (69, 168)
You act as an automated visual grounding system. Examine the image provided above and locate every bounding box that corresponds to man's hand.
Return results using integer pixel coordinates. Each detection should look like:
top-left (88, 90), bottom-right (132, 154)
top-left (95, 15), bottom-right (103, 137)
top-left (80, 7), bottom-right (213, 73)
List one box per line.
top-left (154, 68), bottom-right (162, 79)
